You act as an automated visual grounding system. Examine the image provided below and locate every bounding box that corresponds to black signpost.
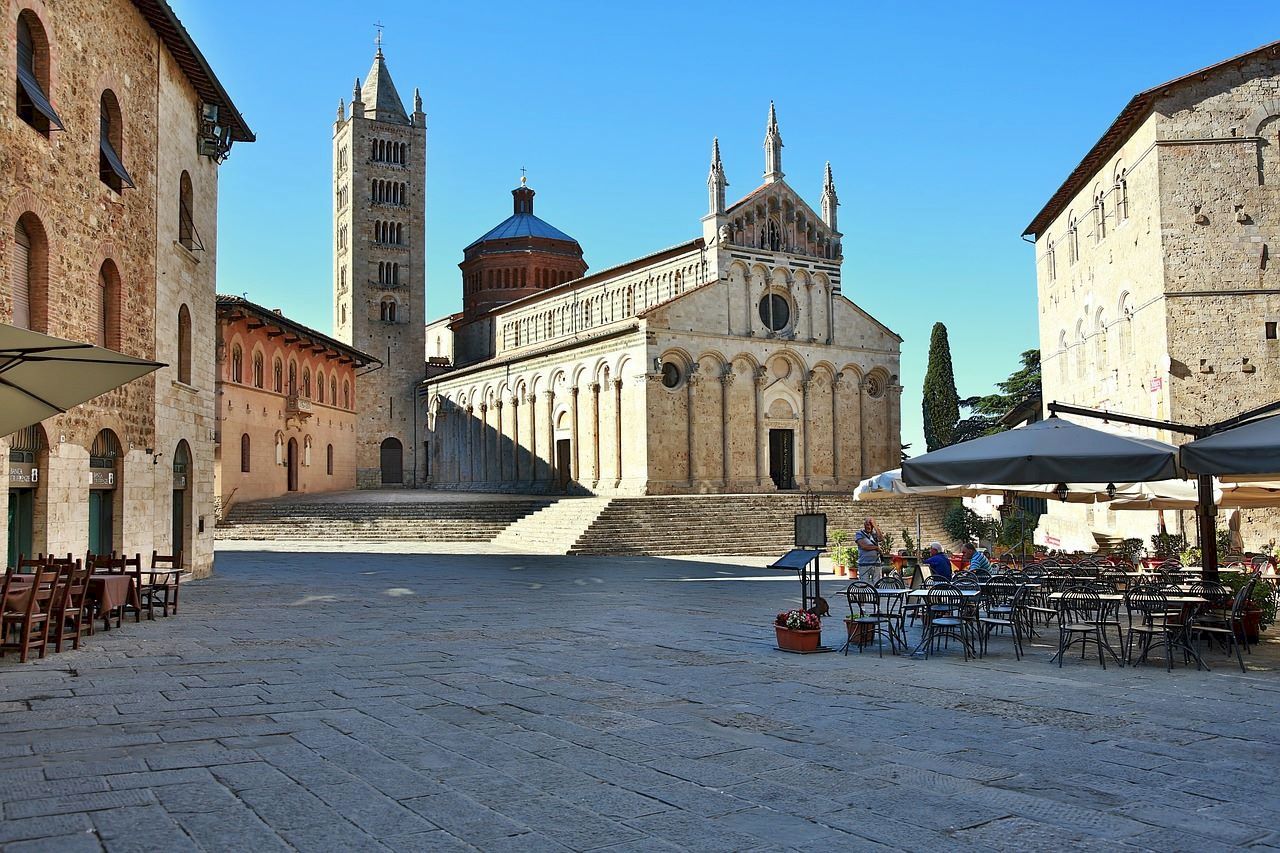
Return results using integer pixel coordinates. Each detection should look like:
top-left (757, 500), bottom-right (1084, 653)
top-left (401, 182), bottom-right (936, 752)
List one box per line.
top-left (767, 492), bottom-right (834, 653)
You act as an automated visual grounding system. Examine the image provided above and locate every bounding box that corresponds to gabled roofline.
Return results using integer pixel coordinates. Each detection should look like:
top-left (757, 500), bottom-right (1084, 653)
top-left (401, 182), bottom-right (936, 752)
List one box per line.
top-left (1023, 39), bottom-right (1280, 239)
top-left (726, 179), bottom-right (838, 236)
top-left (130, 0), bottom-right (255, 142)
top-left (216, 295), bottom-right (378, 366)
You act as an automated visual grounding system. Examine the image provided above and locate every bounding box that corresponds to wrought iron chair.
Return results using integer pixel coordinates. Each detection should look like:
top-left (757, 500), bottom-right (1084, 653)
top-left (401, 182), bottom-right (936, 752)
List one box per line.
top-left (841, 581), bottom-right (896, 657)
top-left (1055, 588), bottom-right (1119, 669)
top-left (1124, 588), bottom-right (1182, 671)
top-left (918, 583), bottom-right (974, 660)
top-left (1187, 576), bottom-right (1256, 672)
top-left (977, 580), bottom-right (1026, 660)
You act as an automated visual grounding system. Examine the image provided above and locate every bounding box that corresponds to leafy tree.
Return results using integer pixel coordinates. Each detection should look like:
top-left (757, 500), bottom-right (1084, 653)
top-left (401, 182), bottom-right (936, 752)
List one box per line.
top-left (922, 323), bottom-right (960, 451)
top-left (954, 349), bottom-right (1042, 443)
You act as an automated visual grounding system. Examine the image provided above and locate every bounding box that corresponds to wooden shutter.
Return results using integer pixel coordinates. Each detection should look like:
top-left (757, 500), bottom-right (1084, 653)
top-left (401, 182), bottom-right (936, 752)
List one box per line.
top-left (12, 223), bottom-right (31, 329)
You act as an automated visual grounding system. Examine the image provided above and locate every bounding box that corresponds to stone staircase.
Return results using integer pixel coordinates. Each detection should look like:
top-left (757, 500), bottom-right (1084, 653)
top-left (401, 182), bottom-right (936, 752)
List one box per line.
top-left (567, 494), bottom-right (950, 557)
top-left (489, 497), bottom-right (612, 554)
top-left (217, 497), bottom-right (553, 543)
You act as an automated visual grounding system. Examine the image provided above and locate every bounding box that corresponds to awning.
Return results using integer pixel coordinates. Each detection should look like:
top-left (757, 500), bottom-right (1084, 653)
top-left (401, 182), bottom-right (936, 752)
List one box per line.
top-left (17, 65), bottom-right (63, 131)
top-left (99, 138), bottom-right (135, 189)
top-left (1181, 413), bottom-right (1280, 480)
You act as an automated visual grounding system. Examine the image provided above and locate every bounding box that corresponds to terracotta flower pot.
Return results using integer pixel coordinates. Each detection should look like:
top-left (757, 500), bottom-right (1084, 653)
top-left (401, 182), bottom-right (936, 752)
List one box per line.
top-left (834, 564), bottom-right (847, 578)
top-left (775, 625), bottom-right (822, 653)
top-left (845, 618), bottom-right (874, 647)
top-left (1236, 603), bottom-right (1263, 645)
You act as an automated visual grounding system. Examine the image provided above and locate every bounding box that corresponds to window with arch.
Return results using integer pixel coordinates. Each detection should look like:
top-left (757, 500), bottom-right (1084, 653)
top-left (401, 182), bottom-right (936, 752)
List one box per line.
top-left (1115, 168), bottom-right (1129, 222)
top-left (16, 11), bottom-right (61, 135)
top-left (178, 171), bottom-right (199, 250)
top-left (326, 444), bottom-right (334, 475)
top-left (99, 90), bottom-right (132, 193)
top-left (302, 367), bottom-right (311, 398)
top-left (177, 304), bottom-right (192, 384)
top-left (273, 357), bottom-right (283, 393)
top-left (240, 433), bottom-right (251, 473)
top-left (1094, 188), bottom-right (1106, 243)
top-left (767, 219), bottom-right (781, 251)
top-left (287, 361), bottom-right (297, 395)
top-left (252, 352), bottom-right (264, 388)
top-left (317, 371), bottom-right (326, 403)
top-left (1058, 331), bottom-right (1068, 383)
top-left (96, 260), bottom-right (120, 349)
top-left (12, 214), bottom-right (48, 332)
top-left (1075, 321), bottom-right (1087, 380)
top-left (230, 344), bottom-right (243, 383)
top-left (381, 299), bottom-right (397, 322)
top-left (1094, 310), bottom-right (1108, 367)
top-left (343, 380), bottom-right (351, 409)
top-left (330, 376), bottom-right (337, 405)
top-left (1118, 293), bottom-right (1134, 356)
top-left (1046, 239), bottom-right (1057, 282)
top-left (1067, 213), bottom-right (1078, 263)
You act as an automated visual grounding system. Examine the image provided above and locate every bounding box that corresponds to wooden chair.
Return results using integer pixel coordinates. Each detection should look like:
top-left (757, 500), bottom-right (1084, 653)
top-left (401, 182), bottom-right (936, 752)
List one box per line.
top-left (13, 554), bottom-right (46, 575)
top-left (148, 551), bottom-right (183, 616)
top-left (51, 562), bottom-right (91, 652)
top-left (1, 565), bottom-right (57, 662)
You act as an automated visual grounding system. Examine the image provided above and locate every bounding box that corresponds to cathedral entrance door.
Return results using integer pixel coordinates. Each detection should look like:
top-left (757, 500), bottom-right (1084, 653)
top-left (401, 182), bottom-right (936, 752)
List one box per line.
top-left (287, 438), bottom-right (299, 492)
top-left (555, 439), bottom-right (572, 492)
top-left (380, 437), bottom-right (404, 485)
top-left (769, 429), bottom-right (795, 490)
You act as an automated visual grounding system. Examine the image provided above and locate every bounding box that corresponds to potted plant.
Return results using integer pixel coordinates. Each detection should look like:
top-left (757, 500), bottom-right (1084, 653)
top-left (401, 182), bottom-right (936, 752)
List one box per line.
top-left (830, 529), bottom-right (850, 577)
top-left (1223, 573), bottom-right (1276, 644)
top-left (1149, 532), bottom-right (1188, 566)
top-left (1115, 537), bottom-right (1144, 567)
top-left (775, 609), bottom-right (822, 652)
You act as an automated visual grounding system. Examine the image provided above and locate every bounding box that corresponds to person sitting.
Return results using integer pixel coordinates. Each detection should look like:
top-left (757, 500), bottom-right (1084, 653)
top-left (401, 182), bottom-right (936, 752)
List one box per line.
top-left (962, 542), bottom-right (991, 573)
top-left (922, 542), bottom-right (953, 581)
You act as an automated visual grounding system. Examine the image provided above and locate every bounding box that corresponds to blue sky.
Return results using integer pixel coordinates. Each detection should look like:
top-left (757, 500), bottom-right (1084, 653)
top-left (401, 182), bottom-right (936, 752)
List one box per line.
top-left (174, 0), bottom-right (1280, 457)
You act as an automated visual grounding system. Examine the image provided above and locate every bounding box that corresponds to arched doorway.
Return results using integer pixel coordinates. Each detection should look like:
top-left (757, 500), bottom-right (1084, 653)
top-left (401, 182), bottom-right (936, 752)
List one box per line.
top-left (172, 441), bottom-right (190, 563)
top-left (7, 425), bottom-right (44, 566)
top-left (380, 437), bottom-right (403, 485)
top-left (286, 437), bottom-right (299, 492)
top-left (88, 429), bottom-right (121, 555)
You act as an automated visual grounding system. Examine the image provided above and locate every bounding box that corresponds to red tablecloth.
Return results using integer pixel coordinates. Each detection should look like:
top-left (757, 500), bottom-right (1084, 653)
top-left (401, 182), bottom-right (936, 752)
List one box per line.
top-left (89, 574), bottom-right (132, 612)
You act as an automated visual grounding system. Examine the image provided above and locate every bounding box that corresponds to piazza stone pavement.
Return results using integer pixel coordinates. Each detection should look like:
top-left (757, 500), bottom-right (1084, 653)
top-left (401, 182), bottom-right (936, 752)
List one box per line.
top-left (2, 550), bottom-right (1280, 852)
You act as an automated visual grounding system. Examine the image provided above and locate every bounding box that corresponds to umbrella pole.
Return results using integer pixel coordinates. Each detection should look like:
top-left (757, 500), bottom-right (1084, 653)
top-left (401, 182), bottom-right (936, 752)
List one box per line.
top-left (1197, 473), bottom-right (1219, 582)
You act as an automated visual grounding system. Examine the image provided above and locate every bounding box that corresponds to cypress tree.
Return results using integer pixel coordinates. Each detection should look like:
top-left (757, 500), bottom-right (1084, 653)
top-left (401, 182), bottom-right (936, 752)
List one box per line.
top-left (922, 322), bottom-right (960, 451)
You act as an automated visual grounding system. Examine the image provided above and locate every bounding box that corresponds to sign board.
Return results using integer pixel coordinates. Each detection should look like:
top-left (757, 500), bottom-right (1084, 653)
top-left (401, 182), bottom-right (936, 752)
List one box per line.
top-left (1044, 535), bottom-right (1061, 547)
top-left (173, 473), bottom-right (188, 489)
top-left (89, 469), bottom-right (115, 489)
top-left (1149, 377), bottom-right (1163, 392)
top-left (9, 463), bottom-right (37, 486)
top-left (794, 513), bottom-right (827, 548)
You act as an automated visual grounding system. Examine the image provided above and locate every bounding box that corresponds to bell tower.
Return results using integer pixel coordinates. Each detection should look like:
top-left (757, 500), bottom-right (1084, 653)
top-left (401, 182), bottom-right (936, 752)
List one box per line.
top-left (333, 44), bottom-right (427, 487)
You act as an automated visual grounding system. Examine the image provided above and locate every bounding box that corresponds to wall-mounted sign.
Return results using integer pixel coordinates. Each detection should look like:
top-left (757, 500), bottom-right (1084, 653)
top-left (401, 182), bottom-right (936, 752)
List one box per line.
top-left (1149, 377), bottom-right (1163, 392)
top-left (173, 473), bottom-right (188, 489)
top-left (89, 470), bottom-right (115, 489)
top-left (9, 463), bottom-right (37, 486)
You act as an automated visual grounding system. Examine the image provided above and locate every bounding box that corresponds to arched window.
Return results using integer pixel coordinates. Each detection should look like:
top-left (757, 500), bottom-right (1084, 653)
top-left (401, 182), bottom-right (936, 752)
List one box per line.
top-left (177, 304), bottom-right (191, 384)
top-left (343, 380), bottom-right (351, 409)
top-left (1094, 309), bottom-right (1108, 367)
top-left (1058, 330), bottom-right (1068, 384)
top-left (253, 352), bottom-right (264, 388)
top-left (1067, 213), bottom-right (1079, 264)
top-left (288, 360), bottom-right (297, 395)
top-left (1046, 239), bottom-right (1057, 282)
top-left (99, 90), bottom-right (132, 192)
top-left (12, 214), bottom-right (49, 332)
top-left (317, 370), bottom-right (326, 403)
top-left (326, 444), bottom-right (334, 475)
top-left (1118, 293), bottom-right (1134, 356)
top-left (1116, 168), bottom-right (1129, 222)
top-left (230, 344), bottom-right (243, 383)
top-left (95, 260), bottom-right (121, 349)
top-left (393, 263), bottom-right (399, 285)
top-left (16, 12), bottom-right (61, 135)
top-left (240, 433), bottom-right (251, 473)
top-left (1094, 188), bottom-right (1106, 242)
top-left (273, 358), bottom-right (283, 393)
top-left (330, 377), bottom-right (337, 405)
top-left (178, 171), bottom-right (196, 250)
top-left (1075, 320), bottom-right (1087, 380)
top-left (380, 299), bottom-right (397, 322)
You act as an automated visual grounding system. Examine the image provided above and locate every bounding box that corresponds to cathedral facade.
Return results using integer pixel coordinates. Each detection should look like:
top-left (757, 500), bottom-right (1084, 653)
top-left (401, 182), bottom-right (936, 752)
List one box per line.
top-left (425, 107), bottom-right (903, 495)
top-left (332, 49), bottom-right (427, 488)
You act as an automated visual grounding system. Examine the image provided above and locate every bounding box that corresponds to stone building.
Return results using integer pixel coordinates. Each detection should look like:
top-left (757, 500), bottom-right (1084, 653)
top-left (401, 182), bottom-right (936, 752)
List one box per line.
top-left (426, 106), bottom-right (903, 495)
top-left (0, 0), bottom-right (252, 575)
top-left (1025, 39), bottom-right (1280, 550)
top-left (332, 47), bottom-right (427, 488)
top-left (214, 296), bottom-right (376, 508)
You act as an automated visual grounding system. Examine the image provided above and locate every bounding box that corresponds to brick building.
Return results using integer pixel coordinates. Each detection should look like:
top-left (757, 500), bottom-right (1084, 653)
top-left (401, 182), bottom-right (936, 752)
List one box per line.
top-left (1025, 40), bottom-right (1280, 550)
top-left (1, 0), bottom-right (252, 575)
top-left (214, 296), bottom-right (376, 507)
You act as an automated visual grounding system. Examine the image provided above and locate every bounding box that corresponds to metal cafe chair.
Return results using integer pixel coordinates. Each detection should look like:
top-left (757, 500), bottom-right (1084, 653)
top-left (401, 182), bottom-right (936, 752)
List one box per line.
top-left (916, 583), bottom-right (975, 660)
top-left (1188, 577), bottom-right (1257, 673)
top-left (1054, 588), bottom-right (1121, 669)
top-left (841, 581), bottom-right (896, 657)
top-left (978, 583), bottom-right (1028, 660)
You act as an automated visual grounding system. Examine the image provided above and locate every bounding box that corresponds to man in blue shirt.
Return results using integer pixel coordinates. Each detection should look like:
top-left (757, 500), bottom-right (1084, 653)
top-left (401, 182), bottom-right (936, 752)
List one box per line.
top-left (853, 518), bottom-right (883, 583)
top-left (962, 542), bottom-right (991, 573)
top-left (922, 542), bottom-right (953, 581)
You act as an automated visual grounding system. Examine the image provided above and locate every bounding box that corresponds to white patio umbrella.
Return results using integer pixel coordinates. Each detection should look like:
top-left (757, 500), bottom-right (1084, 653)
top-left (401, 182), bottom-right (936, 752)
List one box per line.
top-left (855, 468), bottom-right (1151, 504)
top-left (0, 324), bottom-right (163, 437)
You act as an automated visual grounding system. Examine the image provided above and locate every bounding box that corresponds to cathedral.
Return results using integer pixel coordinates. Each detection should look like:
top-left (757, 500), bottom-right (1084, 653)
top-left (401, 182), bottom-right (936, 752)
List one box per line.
top-left (333, 47), bottom-right (903, 494)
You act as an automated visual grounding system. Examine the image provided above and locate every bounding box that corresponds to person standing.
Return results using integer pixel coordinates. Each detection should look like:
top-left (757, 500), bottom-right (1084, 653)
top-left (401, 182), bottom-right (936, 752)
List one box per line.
top-left (853, 518), bottom-right (883, 583)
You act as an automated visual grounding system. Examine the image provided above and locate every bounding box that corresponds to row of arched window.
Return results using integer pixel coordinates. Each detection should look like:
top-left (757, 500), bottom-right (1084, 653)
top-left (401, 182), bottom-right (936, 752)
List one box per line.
top-left (1049, 167), bottom-right (1130, 279)
top-left (372, 138), bottom-right (407, 164)
top-left (380, 299), bottom-right (399, 322)
top-left (371, 180), bottom-right (407, 205)
top-left (240, 434), bottom-right (335, 476)
top-left (1055, 294), bottom-right (1135, 381)
top-left (378, 262), bottom-right (402, 286)
top-left (468, 267), bottom-right (577, 294)
top-left (335, 185), bottom-right (349, 210)
top-left (374, 220), bottom-right (403, 245)
top-left (226, 344), bottom-right (352, 408)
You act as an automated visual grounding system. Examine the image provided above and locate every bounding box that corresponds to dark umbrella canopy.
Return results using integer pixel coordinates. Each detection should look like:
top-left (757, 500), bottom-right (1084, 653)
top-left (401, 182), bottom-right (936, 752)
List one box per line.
top-left (1182, 413), bottom-right (1280, 478)
top-left (901, 416), bottom-right (1180, 487)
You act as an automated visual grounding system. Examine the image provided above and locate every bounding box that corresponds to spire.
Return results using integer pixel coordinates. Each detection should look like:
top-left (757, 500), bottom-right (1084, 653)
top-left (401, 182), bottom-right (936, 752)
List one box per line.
top-left (351, 77), bottom-right (363, 118)
top-left (336, 98), bottom-right (345, 123)
top-left (764, 101), bottom-right (784, 183)
top-left (360, 49), bottom-right (410, 125)
top-left (821, 161), bottom-right (839, 231)
top-left (413, 87), bottom-right (423, 114)
top-left (707, 137), bottom-right (727, 216)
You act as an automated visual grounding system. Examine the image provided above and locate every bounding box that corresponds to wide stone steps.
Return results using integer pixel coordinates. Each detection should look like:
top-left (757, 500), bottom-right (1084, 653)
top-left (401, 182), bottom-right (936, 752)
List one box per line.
top-left (490, 497), bottom-right (612, 554)
top-left (217, 499), bottom-right (552, 542)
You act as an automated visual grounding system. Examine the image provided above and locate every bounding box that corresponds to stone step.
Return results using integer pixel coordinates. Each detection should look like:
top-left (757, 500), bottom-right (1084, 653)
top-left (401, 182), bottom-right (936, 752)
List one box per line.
top-left (490, 497), bottom-right (613, 555)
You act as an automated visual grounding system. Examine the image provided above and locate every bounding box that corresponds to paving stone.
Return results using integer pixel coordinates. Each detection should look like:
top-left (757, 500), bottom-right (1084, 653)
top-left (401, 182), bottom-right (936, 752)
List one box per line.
top-left (6, 833), bottom-right (103, 853)
top-left (6, 788), bottom-right (156, 821)
top-left (91, 804), bottom-right (199, 853)
top-left (173, 806), bottom-right (292, 852)
top-left (0, 813), bottom-right (95, 845)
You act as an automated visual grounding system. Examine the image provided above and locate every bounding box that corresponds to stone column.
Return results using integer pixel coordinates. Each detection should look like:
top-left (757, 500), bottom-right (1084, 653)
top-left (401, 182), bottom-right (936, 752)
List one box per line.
top-left (612, 378), bottom-right (623, 489)
top-left (545, 391), bottom-right (555, 487)
top-left (526, 393), bottom-right (537, 486)
top-left (754, 366), bottom-right (767, 487)
top-left (719, 369), bottom-right (734, 487)
top-left (590, 382), bottom-right (601, 487)
top-left (432, 411), bottom-right (445, 484)
top-left (827, 285), bottom-right (835, 344)
top-left (464, 406), bottom-right (475, 483)
top-left (800, 374), bottom-right (811, 487)
top-left (478, 403), bottom-right (488, 485)
top-left (510, 395), bottom-right (521, 483)
top-left (570, 386), bottom-right (580, 482)
top-left (494, 401), bottom-right (504, 483)
top-left (685, 370), bottom-right (699, 487)
top-left (831, 374), bottom-right (844, 485)
top-left (887, 382), bottom-right (903, 473)
top-left (805, 280), bottom-right (815, 341)
top-left (743, 270), bottom-right (753, 336)
top-left (858, 379), bottom-right (867, 479)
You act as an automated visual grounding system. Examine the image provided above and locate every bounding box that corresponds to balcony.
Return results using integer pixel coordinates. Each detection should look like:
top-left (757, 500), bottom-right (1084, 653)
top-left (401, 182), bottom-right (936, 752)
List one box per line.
top-left (286, 394), bottom-right (313, 418)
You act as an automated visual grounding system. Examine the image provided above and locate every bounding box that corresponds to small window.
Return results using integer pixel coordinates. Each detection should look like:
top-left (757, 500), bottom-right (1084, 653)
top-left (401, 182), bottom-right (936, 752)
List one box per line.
top-left (660, 361), bottom-right (682, 389)
top-left (177, 304), bottom-right (191, 384)
top-left (240, 433), bottom-right (251, 473)
top-left (253, 353), bottom-right (264, 388)
top-left (230, 345), bottom-right (243, 383)
top-left (343, 380), bottom-right (351, 409)
top-left (16, 12), bottom-right (62, 135)
top-left (302, 367), bottom-right (311, 398)
top-left (1267, 321), bottom-right (1277, 341)
top-left (758, 294), bottom-right (790, 332)
top-left (273, 358), bottom-right (283, 393)
top-left (178, 171), bottom-right (201, 250)
top-left (330, 377), bottom-right (337, 404)
top-left (99, 91), bottom-right (133, 193)
top-left (326, 444), bottom-right (334, 475)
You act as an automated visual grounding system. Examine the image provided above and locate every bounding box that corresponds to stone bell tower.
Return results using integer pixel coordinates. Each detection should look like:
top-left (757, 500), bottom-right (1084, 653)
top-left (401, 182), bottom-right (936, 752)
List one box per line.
top-left (333, 43), bottom-right (427, 486)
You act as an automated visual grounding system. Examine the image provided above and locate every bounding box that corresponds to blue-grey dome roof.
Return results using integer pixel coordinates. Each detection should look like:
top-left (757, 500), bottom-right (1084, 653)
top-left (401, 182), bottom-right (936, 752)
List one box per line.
top-left (466, 213), bottom-right (579, 248)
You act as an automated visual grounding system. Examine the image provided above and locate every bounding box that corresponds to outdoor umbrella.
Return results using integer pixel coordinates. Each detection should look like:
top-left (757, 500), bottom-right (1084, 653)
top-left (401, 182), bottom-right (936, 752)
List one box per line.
top-left (854, 468), bottom-right (1139, 503)
top-left (901, 416), bottom-right (1181, 488)
top-left (1182, 413), bottom-right (1280, 480)
top-left (0, 324), bottom-right (163, 437)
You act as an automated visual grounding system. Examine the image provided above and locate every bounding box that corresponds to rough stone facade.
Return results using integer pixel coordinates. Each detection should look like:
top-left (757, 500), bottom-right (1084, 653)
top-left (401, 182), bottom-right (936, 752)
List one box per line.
top-left (1029, 41), bottom-right (1280, 551)
top-left (214, 297), bottom-right (374, 510)
top-left (332, 50), bottom-right (427, 489)
top-left (0, 0), bottom-right (251, 576)
top-left (426, 111), bottom-right (903, 495)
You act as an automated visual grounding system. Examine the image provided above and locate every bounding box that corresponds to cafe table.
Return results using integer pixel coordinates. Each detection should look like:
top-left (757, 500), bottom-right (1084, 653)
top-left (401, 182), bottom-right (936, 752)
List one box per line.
top-left (1048, 591), bottom-right (1209, 669)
